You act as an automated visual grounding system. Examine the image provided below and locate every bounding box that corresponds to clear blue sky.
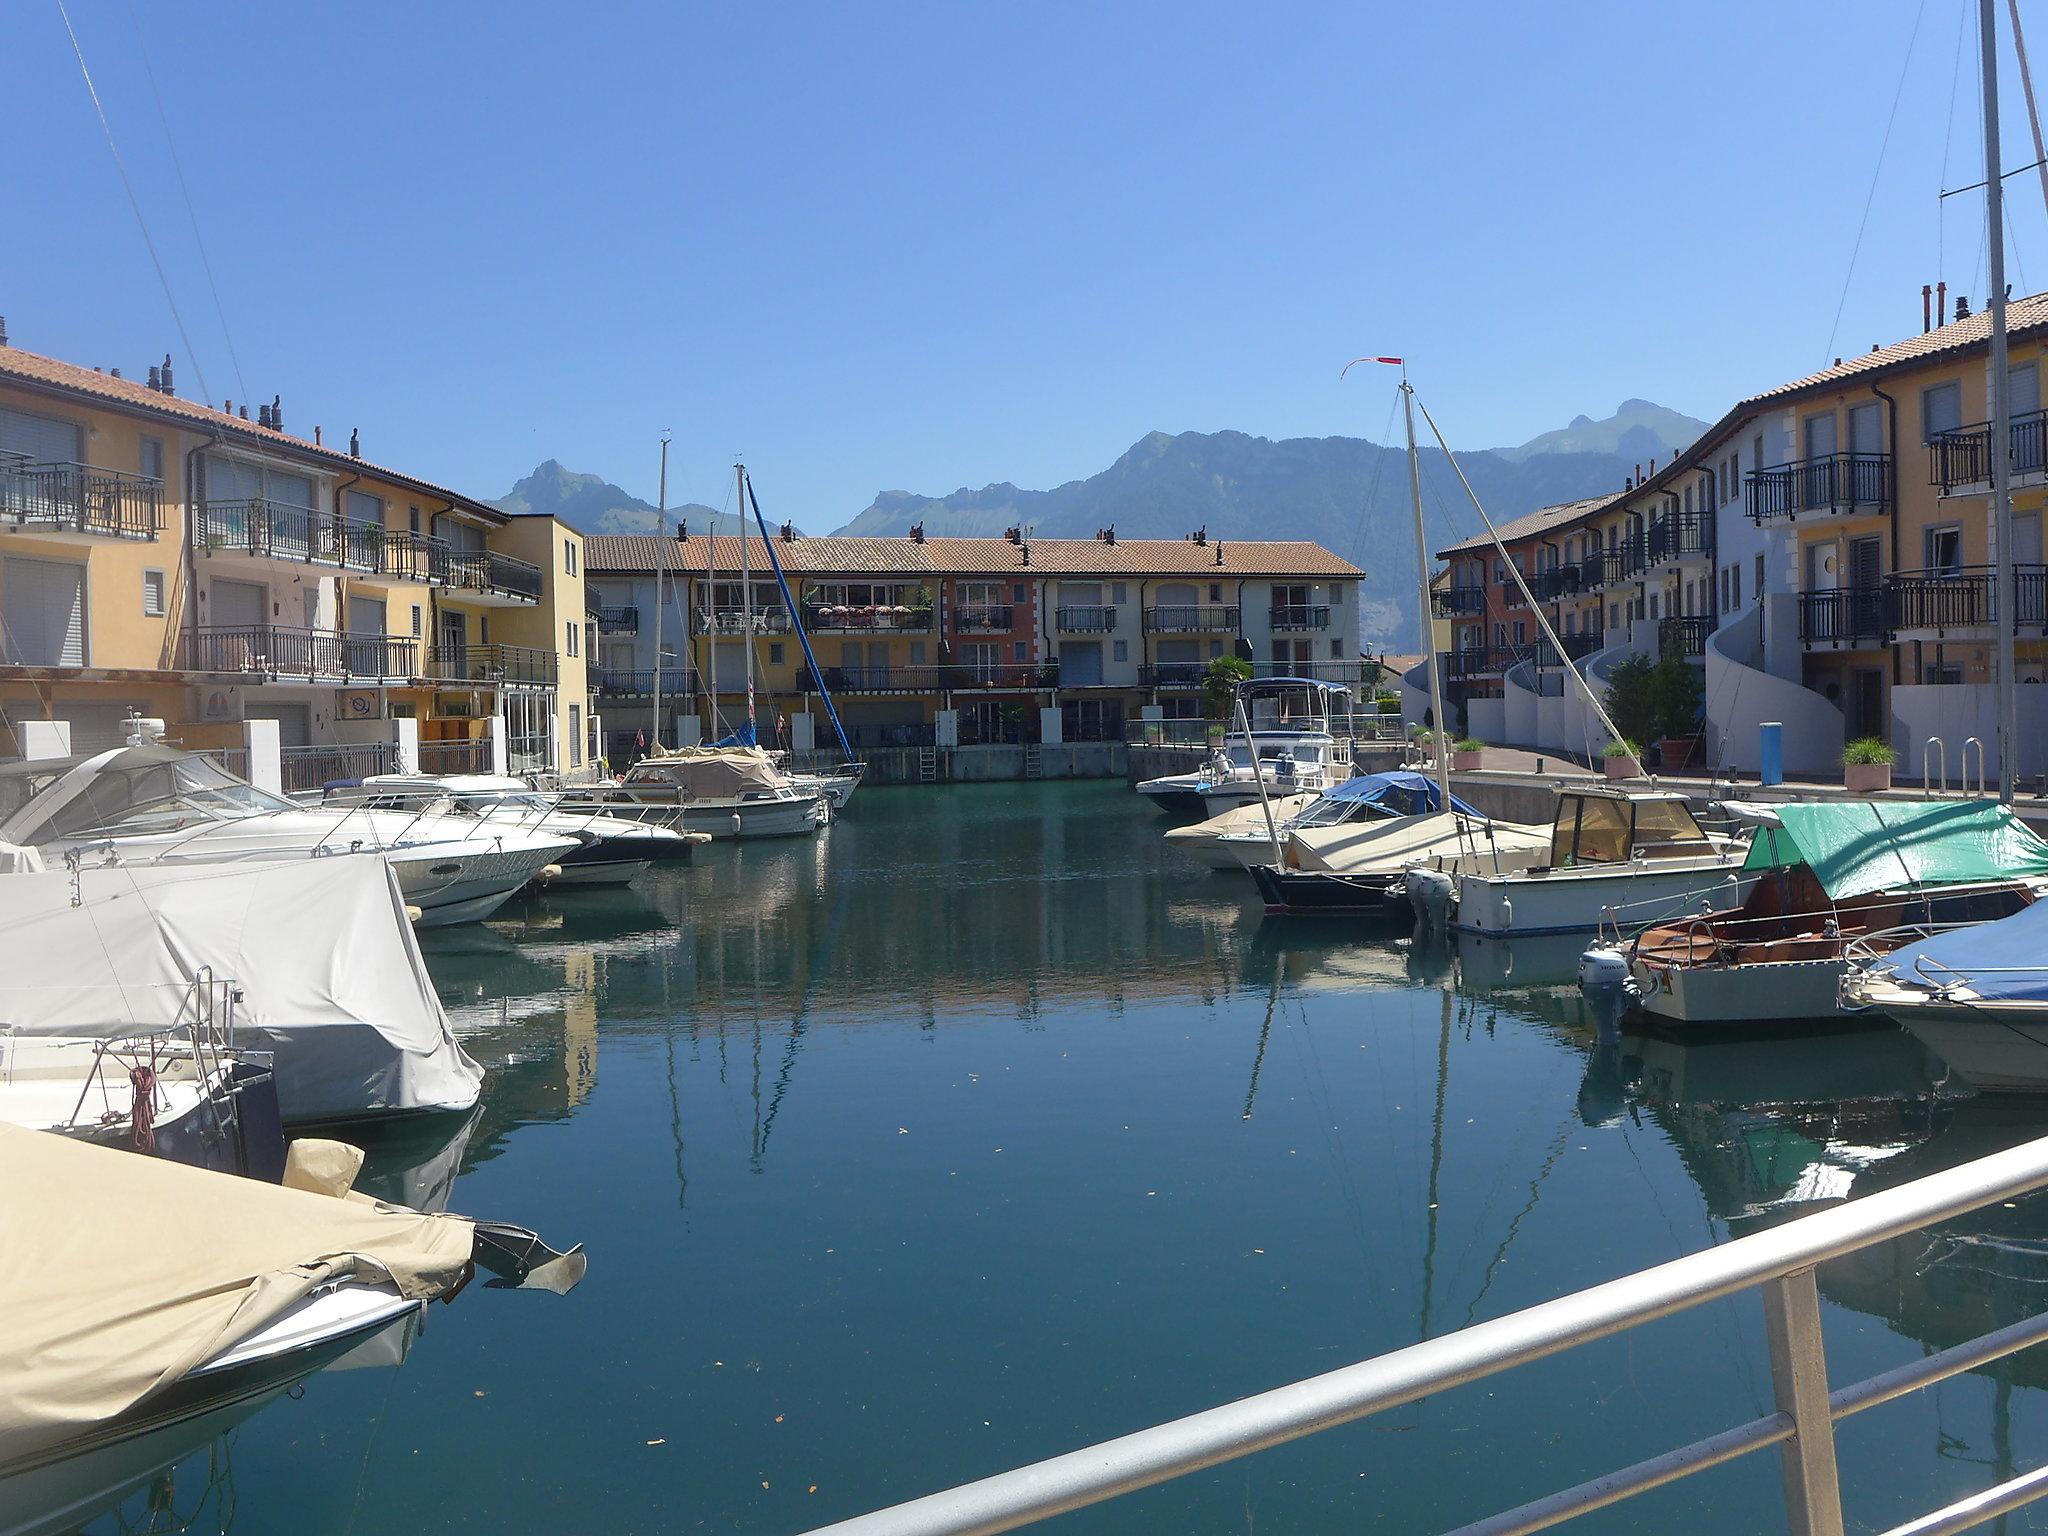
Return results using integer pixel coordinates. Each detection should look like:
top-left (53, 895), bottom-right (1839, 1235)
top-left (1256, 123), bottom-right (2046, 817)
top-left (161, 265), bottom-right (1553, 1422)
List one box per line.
top-left (5, 0), bottom-right (2042, 524)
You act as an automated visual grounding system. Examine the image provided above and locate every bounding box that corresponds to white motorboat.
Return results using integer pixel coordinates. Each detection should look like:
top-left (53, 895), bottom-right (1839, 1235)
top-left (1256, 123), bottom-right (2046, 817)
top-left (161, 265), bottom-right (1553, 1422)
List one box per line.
top-left (560, 746), bottom-right (829, 838)
top-left (1162, 791), bottom-right (1320, 870)
top-left (1136, 678), bottom-right (1357, 817)
top-left (326, 772), bottom-right (706, 884)
top-left (0, 745), bottom-right (580, 926)
top-left (1434, 787), bottom-right (1750, 938)
top-left (0, 852), bottom-right (482, 1126)
top-left (0, 1124), bottom-right (582, 1536)
top-left (785, 760), bottom-right (863, 811)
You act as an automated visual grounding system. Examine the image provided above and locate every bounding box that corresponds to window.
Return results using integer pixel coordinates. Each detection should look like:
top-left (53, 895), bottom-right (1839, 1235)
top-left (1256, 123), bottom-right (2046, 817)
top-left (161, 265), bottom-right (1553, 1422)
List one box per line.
top-left (1113, 640), bottom-right (1128, 661)
top-left (1923, 381), bottom-right (1963, 443)
top-left (569, 704), bottom-right (582, 767)
top-left (566, 621), bottom-right (579, 657)
top-left (1610, 603), bottom-right (1620, 629)
top-left (1925, 662), bottom-right (1964, 684)
top-left (1754, 552), bottom-right (1764, 597)
top-left (1495, 560), bottom-right (1507, 583)
top-left (409, 506), bottom-right (421, 534)
top-left (410, 605), bottom-right (422, 637)
top-left (1013, 640), bottom-right (1027, 662)
top-left (1732, 563), bottom-right (1743, 609)
top-left (1012, 583), bottom-right (1026, 604)
top-left (565, 541), bottom-right (578, 576)
top-left (1332, 637), bottom-right (1345, 656)
top-left (1208, 583), bottom-right (1222, 602)
top-left (142, 568), bottom-right (166, 617)
top-left (140, 436), bottom-right (164, 483)
top-left (1330, 585), bottom-right (1342, 604)
top-left (768, 642), bottom-right (784, 664)
top-left (1648, 594), bottom-right (1659, 621)
top-left (1925, 524), bottom-right (1963, 573)
top-left (1209, 639), bottom-right (1223, 658)
top-left (1512, 621), bottom-right (1526, 645)
top-left (909, 641), bottom-right (927, 663)
top-left (1494, 623), bottom-right (1507, 647)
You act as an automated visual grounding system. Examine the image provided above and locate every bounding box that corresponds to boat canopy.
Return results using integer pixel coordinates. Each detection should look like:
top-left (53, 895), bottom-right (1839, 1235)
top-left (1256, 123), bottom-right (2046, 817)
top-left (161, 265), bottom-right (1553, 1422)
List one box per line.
top-left (1739, 800), bottom-right (2048, 902)
top-left (0, 1122), bottom-right (475, 1470)
top-left (628, 747), bottom-right (791, 797)
top-left (1326, 770), bottom-right (1482, 819)
top-left (0, 744), bottom-right (295, 847)
top-left (1875, 897), bottom-right (2048, 1000)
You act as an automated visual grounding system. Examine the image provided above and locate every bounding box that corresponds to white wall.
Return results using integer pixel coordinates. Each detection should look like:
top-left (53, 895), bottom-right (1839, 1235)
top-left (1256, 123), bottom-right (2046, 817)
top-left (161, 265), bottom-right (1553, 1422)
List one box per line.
top-left (1704, 599), bottom-right (1845, 776)
top-left (1890, 684), bottom-right (2048, 786)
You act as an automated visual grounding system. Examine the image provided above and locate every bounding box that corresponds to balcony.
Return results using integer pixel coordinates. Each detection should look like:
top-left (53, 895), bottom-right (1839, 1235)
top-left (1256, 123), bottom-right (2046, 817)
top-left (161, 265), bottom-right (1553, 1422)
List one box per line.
top-left (181, 626), bottom-right (417, 682)
top-left (800, 601), bottom-right (934, 634)
top-left (1446, 645), bottom-right (1527, 679)
top-left (1530, 568), bottom-right (1581, 602)
top-left (593, 605), bottom-right (640, 634)
top-left (1928, 411), bottom-right (2048, 494)
top-left (1886, 565), bottom-right (2048, 634)
top-left (1574, 553), bottom-right (1607, 590)
top-left (1144, 605), bottom-right (1240, 633)
top-left (1533, 630), bottom-right (1605, 667)
top-left (1054, 605), bottom-right (1117, 632)
top-left (1796, 588), bottom-right (1890, 647)
top-left (952, 604), bottom-right (1016, 633)
top-left (195, 498), bottom-right (385, 573)
top-left (591, 666), bottom-right (698, 697)
top-left (1746, 453), bottom-right (1892, 521)
top-left (1269, 604), bottom-right (1331, 630)
top-left (698, 607), bottom-right (793, 635)
top-left (1435, 585), bottom-right (1486, 617)
top-left (443, 549), bottom-right (544, 604)
top-left (425, 642), bottom-right (557, 687)
top-left (1655, 615), bottom-right (1714, 659)
top-left (1644, 513), bottom-right (1712, 567)
top-left (804, 662), bottom-right (1058, 694)
top-left (1139, 662), bottom-right (1209, 689)
top-left (0, 455), bottom-right (161, 540)
top-left (1247, 659), bottom-right (1379, 685)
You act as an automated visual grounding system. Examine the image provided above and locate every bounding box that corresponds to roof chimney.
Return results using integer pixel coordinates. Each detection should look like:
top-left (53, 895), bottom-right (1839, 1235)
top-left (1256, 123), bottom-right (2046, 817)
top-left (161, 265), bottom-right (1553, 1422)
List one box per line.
top-left (270, 395), bottom-right (282, 432)
top-left (147, 365), bottom-right (161, 391)
top-left (1021, 541), bottom-right (1031, 566)
top-left (910, 521), bottom-right (925, 543)
top-left (780, 521), bottom-right (794, 542)
top-left (349, 428), bottom-right (360, 458)
top-left (677, 519), bottom-right (688, 541)
top-left (1191, 526), bottom-right (1207, 545)
top-left (1214, 542), bottom-right (1224, 566)
top-left (1004, 525), bottom-right (1021, 544)
top-left (1923, 282), bottom-right (1934, 333)
top-left (159, 356), bottom-right (173, 396)
top-left (109, 366), bottom-right (121, 379)
top-left (1956, 294), bottom-right (1972, 321)
top-left (1100, 524), bottom-right (1116, 545)
top-left (314, 425), bottom-right (323, 446)
top-left (0, 316), bottom-right (8, 347)
top-left (238, 403), bottom-right (250, 421)
top-left (257, 402), bottom-right (271, 429)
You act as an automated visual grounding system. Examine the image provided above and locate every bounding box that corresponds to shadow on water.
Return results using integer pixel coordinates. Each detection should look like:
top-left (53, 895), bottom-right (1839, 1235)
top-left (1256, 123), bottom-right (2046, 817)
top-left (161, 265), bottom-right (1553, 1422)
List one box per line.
top-left (86, 782), bottom-right (2048, 1534)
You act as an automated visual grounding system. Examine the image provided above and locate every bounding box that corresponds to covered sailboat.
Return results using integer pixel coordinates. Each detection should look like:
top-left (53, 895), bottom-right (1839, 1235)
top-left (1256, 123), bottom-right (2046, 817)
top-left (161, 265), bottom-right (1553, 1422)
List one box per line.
top-left (0, 855), bottom-right (481, 1125)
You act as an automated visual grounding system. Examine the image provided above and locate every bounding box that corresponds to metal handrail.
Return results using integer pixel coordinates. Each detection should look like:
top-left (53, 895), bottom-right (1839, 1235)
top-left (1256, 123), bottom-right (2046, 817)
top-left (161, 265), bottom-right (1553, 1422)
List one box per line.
top-left (799, 1133), bottom-right (2048, 1536)
top-left (1962, 736), bottom-right (1986, 797)
top-left (1923, 737), bottom-right (1948, 796)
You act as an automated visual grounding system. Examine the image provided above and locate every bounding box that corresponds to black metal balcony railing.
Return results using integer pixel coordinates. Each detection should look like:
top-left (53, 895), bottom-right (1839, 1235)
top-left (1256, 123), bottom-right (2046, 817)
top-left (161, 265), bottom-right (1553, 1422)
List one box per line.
top-left (952, 604), bottom-right (1016, 633)
top-left (1247, 659), bottom-right (1380, 684)
top-left (698, 607), bottom-right (793, 635)
top-left (591, 666), bottom-right (699, 697)
top-left (800, 602), bottom-right (934, 634)
top-left (1145, 605), bottom-right (1241, 633)
top-left (0, 457), bottom-right (162, 539)
top-left (1796, 588), bottom-right (1891, 646)
top-left (196, 498), bottom-right (385, 572)
top-left (1645, 513), bottom-right (1712, 565)
top-left (1530, 568), bottom-right (1580, 602)
top-left (426, 642), bottom-right (557, 687)
top-left (804, 662), bottom-right (1058, 693)
top-left (1054, 605), bottom-right (1117, 632)
top-left (593, 605), bottom-right (640, 633)
top-left (1575, 553), bottom-right (1607, 590)
top-left (1746, 453), bottom-right (1892, 521)
top-left (1886, 565), bottom-right (2048, 631)
top-left (1656, 615), bottom-right (1715, 659)
top-left (445, 548), bottom-right (544, 601)
top-left (1269, 604), bottom-right (1331, 630)
top-left (1446, 645), bottom-right (1528, 679)
top-left (1532, 630), bottom-right (1605, 666)
top-left (1139, 662), bottom-right (1209, 688)
top-left (1598, 544), bottom-right (1645, 586)
top-left (1928, 410), bottom-right (2048, 493)
top-left (181, 626), bottom-right (418, 680)
top-left (1436, 586), bottom-right (1486, 616)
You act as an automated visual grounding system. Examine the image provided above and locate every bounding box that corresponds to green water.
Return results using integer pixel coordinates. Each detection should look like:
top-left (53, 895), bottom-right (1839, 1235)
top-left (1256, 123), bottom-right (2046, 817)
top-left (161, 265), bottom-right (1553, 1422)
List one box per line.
top-left (96, 782), bottom-right (2048, 1533)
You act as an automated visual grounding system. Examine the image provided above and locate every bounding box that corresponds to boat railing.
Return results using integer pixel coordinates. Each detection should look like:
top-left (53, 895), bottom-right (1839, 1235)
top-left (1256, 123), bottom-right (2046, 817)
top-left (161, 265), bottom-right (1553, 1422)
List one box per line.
top-left (1591, 870), bottom-right (1752, 945)
top-left (798, 1131), bottom-right (2048, 1536)
top-left (1842, 919), bottom-right (2048, 999)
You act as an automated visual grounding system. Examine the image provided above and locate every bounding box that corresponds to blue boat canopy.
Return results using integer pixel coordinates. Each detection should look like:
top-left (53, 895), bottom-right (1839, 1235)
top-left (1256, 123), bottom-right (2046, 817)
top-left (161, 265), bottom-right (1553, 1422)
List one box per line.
top-left (1326, 770), bottom-right (1481, 819)
top-left (1879, 897), bottom-right (2048, 1001)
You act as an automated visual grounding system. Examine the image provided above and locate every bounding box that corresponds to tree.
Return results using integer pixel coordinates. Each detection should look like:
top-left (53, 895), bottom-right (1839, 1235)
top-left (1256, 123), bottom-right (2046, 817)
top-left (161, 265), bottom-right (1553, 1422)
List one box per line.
top-left (1202, 655), bottom-right (1253, 719)
top-left (1603, 654), bottom-right (1657, 753)
top-left (1649, 649), bottom-right (1705, 741)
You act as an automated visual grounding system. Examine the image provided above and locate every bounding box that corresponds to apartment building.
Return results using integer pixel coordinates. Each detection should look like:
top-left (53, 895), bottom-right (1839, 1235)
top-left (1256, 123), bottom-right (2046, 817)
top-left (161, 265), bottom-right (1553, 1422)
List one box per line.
top-left (584, 526), bottom-right (1367, 758)
top-left (0, 329), bottom-right (593, 786)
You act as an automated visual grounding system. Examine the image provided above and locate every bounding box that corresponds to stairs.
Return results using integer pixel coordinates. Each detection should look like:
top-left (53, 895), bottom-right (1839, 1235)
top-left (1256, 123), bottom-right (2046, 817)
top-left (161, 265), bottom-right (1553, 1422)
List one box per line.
top-left (917, 748), bottom-right (938, 783)
top-left (1024, 745), bottom-right (1044, 779)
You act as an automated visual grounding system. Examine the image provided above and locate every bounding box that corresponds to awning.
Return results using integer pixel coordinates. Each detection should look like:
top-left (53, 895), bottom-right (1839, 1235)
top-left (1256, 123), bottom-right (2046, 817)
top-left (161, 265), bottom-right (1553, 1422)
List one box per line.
top-left (1739, 800), bottom-right (2048, 901)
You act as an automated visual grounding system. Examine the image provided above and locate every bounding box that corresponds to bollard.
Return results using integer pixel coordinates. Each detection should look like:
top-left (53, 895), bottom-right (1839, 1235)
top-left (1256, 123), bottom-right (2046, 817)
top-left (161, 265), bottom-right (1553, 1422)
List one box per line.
top-left (1759, 722), bottom-right (1783, 787)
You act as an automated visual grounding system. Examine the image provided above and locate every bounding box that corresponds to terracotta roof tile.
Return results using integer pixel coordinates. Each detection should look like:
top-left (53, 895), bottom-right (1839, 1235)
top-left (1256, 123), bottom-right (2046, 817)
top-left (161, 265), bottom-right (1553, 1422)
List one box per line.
top-left (1435, 492), bottom-right (1626, 557)
top-left (0, 344), bottom-right (506, 521)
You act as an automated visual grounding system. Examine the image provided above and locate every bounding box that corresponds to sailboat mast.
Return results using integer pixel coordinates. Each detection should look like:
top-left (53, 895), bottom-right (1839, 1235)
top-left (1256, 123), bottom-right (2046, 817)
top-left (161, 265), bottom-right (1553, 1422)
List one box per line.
top-left (652, 435), bottom-right (668, 750)
top-left (739, 461), bottom-right (756, 739)
top-left (1985, 0), bottom-right (2020, 804)
top-left (706, 469), bottom-right (720, 728)
top-left (1402, 375), bottom-right (1455, 813)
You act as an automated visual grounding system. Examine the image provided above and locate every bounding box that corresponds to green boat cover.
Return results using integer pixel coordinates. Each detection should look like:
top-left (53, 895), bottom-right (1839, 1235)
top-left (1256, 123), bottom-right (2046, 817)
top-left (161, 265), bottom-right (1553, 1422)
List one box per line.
top-left (1740, 799), bottom-right (2048, 901)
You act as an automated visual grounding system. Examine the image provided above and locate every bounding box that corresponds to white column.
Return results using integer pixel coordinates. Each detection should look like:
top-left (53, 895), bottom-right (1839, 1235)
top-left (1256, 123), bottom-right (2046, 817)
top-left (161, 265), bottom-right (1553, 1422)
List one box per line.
top-left (242, 717), bottom-right (282, 794)
top-left (934, 708), bottom-right (959, 747)
top-left (1038, 706), bottom-right (1063, 744)
top-left (790, 712), bottom-right (817, 752)
top-left (487, 713), bottom-right (509, 775)
top-left (391, 715), bottom-right (420, 774)
top-left (678, 713), bottom-right (704, 747)
top-left (16, 720), bottom-right (71, 760)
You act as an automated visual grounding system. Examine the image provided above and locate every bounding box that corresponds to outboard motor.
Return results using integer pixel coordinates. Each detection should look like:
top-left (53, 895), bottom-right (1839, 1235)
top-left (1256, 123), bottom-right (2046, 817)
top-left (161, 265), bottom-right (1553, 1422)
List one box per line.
top-left (1405, 867), bottom-right (1454, 930)
top-left (1577, 946), bottom-right (1637, 1041)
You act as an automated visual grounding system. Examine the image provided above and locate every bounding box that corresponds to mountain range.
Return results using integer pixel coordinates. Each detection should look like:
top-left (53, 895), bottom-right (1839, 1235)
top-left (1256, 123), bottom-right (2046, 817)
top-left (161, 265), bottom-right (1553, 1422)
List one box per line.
top-left (491, 400), bottom-right (1707, 645)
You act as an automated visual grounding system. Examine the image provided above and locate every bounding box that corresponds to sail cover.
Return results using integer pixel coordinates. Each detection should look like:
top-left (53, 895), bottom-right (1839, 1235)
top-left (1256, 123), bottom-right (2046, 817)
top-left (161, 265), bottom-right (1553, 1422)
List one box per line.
top-left (630, 747), bottom-right (789, 797)
top-left (1739, 800), bottom-right (2048, 902)
top-left (1876, 898), bottom-right (2048, 1000)
top-left (0, 1123), bottom-right (474, 1470)
top-left (1325, 770), bottom-right (1483, 819)
top-left (0, 854), bottom-right (482, 1123)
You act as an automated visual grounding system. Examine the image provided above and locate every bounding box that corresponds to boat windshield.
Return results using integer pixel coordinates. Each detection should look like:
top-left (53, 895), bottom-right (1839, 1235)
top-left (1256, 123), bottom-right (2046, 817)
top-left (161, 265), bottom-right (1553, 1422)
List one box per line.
top-left (1634, 797), bottom-right (1710, 854)
top-left (0, 746), bottom-right (298, 845)
top-left (1552, 794), bottom-right (1631, 866)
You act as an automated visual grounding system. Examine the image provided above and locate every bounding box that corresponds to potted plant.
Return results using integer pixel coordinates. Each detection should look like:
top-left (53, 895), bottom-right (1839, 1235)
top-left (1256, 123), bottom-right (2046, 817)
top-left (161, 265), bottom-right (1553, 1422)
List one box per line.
top-left (1843, 736), bottom-right (1896, 793)
top-left (1602, 738), bottom-right (1643, 780)
top-left (1649, 647), bottom-right (1706, 775)
top-left (1451, 737), bottom-right (1485, 771)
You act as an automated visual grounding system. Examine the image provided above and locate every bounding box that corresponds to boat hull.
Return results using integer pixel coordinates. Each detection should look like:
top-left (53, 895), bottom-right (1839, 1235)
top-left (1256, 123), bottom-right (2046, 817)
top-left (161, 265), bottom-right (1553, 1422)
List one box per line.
top-left (1629, 954), bottom-right (1850, 1027)
top-left (1886, 1004), bottom-right (2048, 1093)
top-left (1453, 861), bottom-right (1756, 938)
top-left (1249, 862), bottom-right (1401, 913)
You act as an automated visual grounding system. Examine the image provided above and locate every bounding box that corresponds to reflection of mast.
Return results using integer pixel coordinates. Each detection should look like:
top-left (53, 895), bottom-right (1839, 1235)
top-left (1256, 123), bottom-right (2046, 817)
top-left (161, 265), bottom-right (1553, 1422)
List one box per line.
top-left (664, 1032), bottom-right (687, 1210)
top-left (1460, 1116), bottom-right (1575, 1329)
top-left (1418, 983), bottom-right (1451, 1342)
top-left (1243, 967), bottom-right (1280, 1121)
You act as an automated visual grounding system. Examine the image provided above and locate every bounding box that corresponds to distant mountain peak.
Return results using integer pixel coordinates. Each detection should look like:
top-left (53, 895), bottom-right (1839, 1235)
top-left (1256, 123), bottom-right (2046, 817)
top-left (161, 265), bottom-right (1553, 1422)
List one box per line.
top-left (490, 460), bottom-right (765, 539)
top-left (1496, 399), bottom-right (1708, 464)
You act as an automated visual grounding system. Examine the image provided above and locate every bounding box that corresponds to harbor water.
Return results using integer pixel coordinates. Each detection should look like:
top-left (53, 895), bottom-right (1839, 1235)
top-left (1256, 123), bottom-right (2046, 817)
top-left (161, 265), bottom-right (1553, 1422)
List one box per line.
top-left (99, 781), bottom-right (2048, 1533)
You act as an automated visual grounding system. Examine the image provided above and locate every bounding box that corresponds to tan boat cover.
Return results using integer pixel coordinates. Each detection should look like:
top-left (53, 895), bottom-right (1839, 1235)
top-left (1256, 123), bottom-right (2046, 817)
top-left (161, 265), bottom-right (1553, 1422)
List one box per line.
top-left (629, 747), bottom-right (790, 798)
top-left (0, 1123), bottom-right (474, 1469)
top-left (1287, 811), bottom-right (1550, 874)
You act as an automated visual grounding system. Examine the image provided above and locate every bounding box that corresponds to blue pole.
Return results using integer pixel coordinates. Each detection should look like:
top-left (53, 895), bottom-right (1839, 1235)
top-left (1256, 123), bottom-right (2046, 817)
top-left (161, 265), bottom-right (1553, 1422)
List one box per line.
top-left (1759, 722), bottom-right (1783, 787)
top-left (747, 479), bottom-right (856, 763)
